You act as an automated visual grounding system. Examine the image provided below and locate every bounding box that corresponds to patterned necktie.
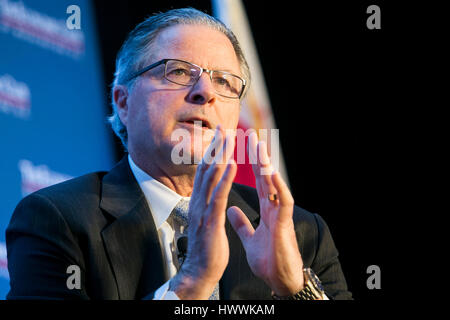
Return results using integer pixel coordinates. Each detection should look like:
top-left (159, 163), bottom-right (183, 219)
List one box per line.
top-left (171, 199), bottom-right (189, 267)
top-left (172, 198), bottom-right (189, 230)
top-left (170, 198), bottom-right (220, 300)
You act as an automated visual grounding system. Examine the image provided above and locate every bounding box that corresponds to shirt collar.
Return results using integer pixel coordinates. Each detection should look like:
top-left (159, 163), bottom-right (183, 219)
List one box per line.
top-left (128, 154), bottom-right (190, 229)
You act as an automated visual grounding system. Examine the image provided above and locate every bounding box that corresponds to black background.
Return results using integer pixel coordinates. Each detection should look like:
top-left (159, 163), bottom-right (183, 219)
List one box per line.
top-left (92, 0), bottom-right (427, 300)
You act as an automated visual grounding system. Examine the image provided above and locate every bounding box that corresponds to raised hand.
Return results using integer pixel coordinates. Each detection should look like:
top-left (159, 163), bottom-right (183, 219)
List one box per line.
top-left (170, 126), bottom-right (237, 299)
top-left (227, 132), bottom-right (304, 296)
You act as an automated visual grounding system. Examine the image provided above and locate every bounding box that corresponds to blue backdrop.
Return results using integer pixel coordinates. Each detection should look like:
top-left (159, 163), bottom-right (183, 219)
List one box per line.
top-left (0, 0), bottom-right (115, 298)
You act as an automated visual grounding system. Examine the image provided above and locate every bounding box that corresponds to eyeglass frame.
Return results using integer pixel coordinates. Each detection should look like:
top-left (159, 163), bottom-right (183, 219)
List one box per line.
top-left (124, 58), bottom-right (247, 99)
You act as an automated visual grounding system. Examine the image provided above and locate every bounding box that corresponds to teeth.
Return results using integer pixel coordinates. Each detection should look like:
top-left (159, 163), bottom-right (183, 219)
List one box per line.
top-left (191, 120), bottom-right (205, 127)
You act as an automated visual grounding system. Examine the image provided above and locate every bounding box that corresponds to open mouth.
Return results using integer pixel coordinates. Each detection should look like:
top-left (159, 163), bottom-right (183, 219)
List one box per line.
top-left (180, 118), bottom-right (212, 129)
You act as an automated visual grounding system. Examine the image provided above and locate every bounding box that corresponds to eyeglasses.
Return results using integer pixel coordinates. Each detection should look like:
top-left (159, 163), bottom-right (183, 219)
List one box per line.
top-left (126, 58), bottom-right (246, 99)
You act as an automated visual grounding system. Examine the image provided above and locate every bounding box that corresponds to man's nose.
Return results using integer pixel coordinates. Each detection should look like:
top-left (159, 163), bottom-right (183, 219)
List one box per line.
top-left (186, 73), bottom-right (216, 105)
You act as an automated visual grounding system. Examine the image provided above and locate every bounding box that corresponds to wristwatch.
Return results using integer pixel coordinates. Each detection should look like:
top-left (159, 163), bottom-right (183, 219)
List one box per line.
top-left (272, 268), bottom-right (325, 300)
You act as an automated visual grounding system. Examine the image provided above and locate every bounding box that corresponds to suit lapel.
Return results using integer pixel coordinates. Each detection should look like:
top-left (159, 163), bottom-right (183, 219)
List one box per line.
top-left (99, 156), bottom-right (166, 299)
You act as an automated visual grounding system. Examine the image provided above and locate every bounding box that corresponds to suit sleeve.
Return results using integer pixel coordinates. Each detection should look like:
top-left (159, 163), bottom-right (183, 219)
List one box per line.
top-left (310, 213), bottom-right (352, 300)
top-left (6, 193), bottom-right (90, 299)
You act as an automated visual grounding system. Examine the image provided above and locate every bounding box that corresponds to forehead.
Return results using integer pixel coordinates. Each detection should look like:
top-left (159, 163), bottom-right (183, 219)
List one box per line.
top-left (152, 24), bottom-right (241, 74)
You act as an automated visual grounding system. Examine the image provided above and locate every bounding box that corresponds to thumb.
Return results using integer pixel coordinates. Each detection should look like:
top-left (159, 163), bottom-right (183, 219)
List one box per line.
top-left (227, 206), bottom-right (255, 246)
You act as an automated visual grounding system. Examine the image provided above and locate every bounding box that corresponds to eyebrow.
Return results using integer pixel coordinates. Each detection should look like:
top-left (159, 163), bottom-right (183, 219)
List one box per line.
top-left (207, 65), bottom-right (242, 78)
top-left (186, 60), bottom-right (239, 76)
top-left (216, 68), bottom-right (241, 75)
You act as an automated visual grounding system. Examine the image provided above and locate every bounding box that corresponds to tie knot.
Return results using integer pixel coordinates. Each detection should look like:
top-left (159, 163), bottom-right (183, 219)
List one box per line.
top-left (171, 198), bottom-right (190, 227)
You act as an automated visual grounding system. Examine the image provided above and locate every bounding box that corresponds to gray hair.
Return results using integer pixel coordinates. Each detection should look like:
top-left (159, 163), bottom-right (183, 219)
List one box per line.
top-left (108, 7), bottom-right (251, 151)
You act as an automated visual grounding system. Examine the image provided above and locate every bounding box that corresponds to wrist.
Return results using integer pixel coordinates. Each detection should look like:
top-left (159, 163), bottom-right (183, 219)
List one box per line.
top-left (270, 277), bottom-right (304, 297)
top-left (272, 268), bottom-right (325, 300)
top-left (169, 266), bottom-right (217, 300)
top-left (267, 266), bottom-right (304, 297)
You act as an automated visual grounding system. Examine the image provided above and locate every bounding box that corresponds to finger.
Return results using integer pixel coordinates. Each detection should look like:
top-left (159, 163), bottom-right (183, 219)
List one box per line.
top-left (257, 140), bottom-right (274, 175)
top-left (249, 134), bottom-right (277, 203)
top-left (201, 125), bottom-right (223, 167)
top-left (193, 126), bottom-right (223, 195)
top-left (208, 132), bottom-right (235, 200)
top-left (271, 171), bottom-right (295, 222)
top-left (210, 157), bottom-right (237, 201)
top-left (256, 140), bottom-right (277, 198)
top-left (201, 131), bottom-right (234, 204)
top-left (212, 127), bottom-right (235, 166)
top-left (227, 206), bottom-right (255, 247)
top-left (209, 158), bottom-right (237, 225)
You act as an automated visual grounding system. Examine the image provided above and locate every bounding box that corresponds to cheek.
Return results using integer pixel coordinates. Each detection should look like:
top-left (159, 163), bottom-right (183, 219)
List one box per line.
top-left (127, 97), bottom-right (150, 133)
top-left (147, 93), bottom-right (181, 133)
top-left (129, 91), bottom-right (172, 131)
top-left (219, 104), bottom-right (240, 129)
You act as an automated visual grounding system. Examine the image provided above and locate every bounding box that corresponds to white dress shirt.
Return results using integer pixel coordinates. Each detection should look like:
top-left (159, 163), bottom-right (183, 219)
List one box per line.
top-left (128, 154), bottom-right (185, 299)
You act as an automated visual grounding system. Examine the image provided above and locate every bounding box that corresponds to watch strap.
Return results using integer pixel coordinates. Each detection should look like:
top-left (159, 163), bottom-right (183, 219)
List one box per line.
top-left (271, 268), bottom-right (325, 300)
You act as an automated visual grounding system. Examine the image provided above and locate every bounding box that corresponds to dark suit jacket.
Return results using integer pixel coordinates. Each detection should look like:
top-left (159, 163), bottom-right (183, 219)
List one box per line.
top-left (6, 156), bottom-right (352, 300)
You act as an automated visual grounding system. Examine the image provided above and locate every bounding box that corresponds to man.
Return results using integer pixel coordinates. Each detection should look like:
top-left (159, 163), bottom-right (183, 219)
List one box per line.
top-left (6, 8), bottom-right (351, 300)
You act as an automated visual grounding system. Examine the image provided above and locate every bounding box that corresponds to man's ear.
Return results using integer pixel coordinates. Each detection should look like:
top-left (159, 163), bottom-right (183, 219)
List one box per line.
top-left (113, 85), bottom-right (129, 126)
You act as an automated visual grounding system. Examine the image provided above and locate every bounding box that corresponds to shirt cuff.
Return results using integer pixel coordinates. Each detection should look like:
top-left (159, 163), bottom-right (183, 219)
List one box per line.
top-left (153, 279), bottom-right (180, 300)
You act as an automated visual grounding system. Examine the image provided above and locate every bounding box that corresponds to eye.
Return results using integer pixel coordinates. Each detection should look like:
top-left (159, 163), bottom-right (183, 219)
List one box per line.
top-left (168, 68), bottom-right (190, 76)
top-left (213, 77), bottom-right (231, 87)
